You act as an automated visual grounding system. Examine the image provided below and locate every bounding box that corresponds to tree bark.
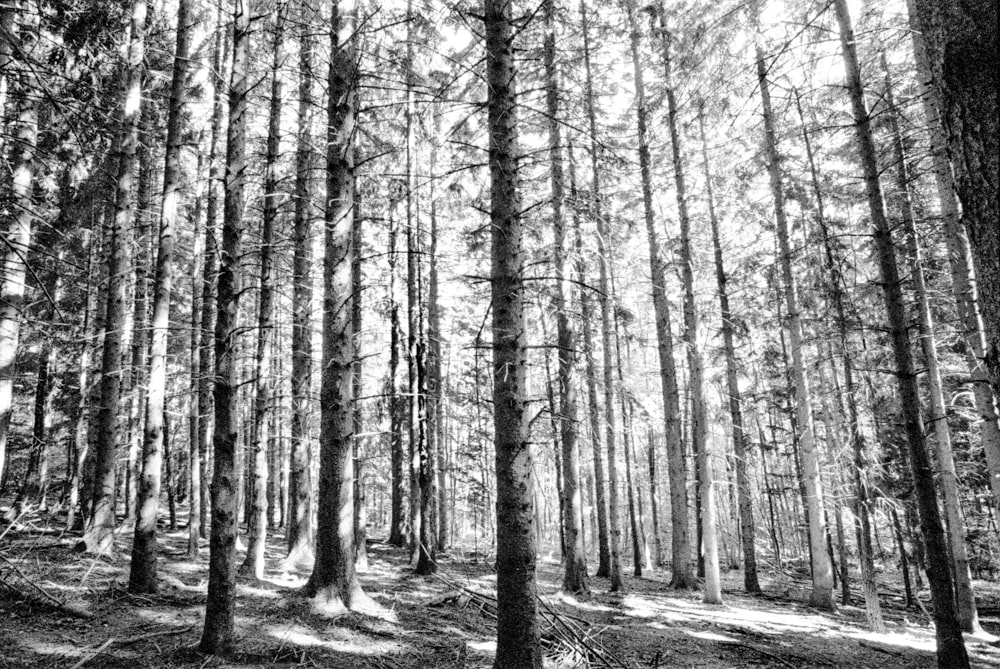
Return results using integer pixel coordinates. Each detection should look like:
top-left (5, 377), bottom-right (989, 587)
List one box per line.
top-left (906, 0), bottom-right (999, 400)
top-left (198, 0), bottom-right (249, 652)
top-left (754, 39), bottom-right (834, 610)
top-left (906, 2), bottom-right (1000, 512)
top-left (129, 0), bottom-right (194, 592)
top-left (485, 0), bottom-right (541, 663)
top-left (833, 2), bottom-right (968, 665)
top-left (388, 189), bottom-right (407, 548)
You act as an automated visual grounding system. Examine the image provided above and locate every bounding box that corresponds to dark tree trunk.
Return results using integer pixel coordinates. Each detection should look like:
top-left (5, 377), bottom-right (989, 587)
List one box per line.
top-left (485, 0), bottom-right (541, 663)
top-left (199, 0), bottom-right (250, 652)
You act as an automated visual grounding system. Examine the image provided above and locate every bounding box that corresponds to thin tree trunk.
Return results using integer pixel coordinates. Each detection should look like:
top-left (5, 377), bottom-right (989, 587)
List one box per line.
top-left (198, 10), bottom-right (228, 540)
top-left (755, 39), bottom-right (834, 610)
top-left (578, 0), bottom-right (611, 579)
top-left (388, 190), bottom-right (406, 548)
top-left (287, 0), bottom-right (315, 567)
top-left (698, 105), bottom-right (759, 595)
top-left (833, 2), bottom-right (968, 665)
top-left (187, 139), bottom-right (205, 557)
top-left (129, 0), bottom-right (193, 592)
top-left (198, 0), bottom-right (250, 651)
top-left (428, 102), bottom-right (446, 553)
top-left (352, 183), bottom-right (368, 571)
top-left (625, 0), bottom-right (690, 590)
top-left (543, 0), bottom-right (586, 595)
top-left (653, 9), bottom-right (720, 603)
top-left (485, 0), bottom-right (541, 663)
top-left (240, 2), bottom-right (286, 580)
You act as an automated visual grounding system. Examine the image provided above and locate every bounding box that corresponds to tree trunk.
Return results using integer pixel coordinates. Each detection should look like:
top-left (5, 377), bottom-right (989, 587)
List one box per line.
top-left (129, 0), bottom-right (194, 592)
top-left (754, 39), bottom-right (834, 610)
top-left (485, 0), bottom-right (541, 663)
top-left (625, 0), bottom-right (691, 590)
top-left (0, 3), bottom-right (38, 492)
top-left (352, 183), bottom-right (368, 571)
top-left (240, 2), bottom-right (286, 581)
top-left (881, 55), bottom-right (980, 634)
top-left (906, 0), bottom-right (999, 399)
top-left (287, 0), bottom-right (315, 567)
top-left (198, 0), bottom-right (249, 651)
top-left (544, 0), bottom-right (587, 595)
top-left (833, 2), bottom-right (968, 665)
top-left (197, 11), bottom-right (228, 541)
top-left (428, 102), bottom-right (446, 554)
top-left (654, 9), bottom-right (720, 603)
top-left (83, 0), bottom-right (147, 555)
top-left (906, 2), bottom-right (1000, 512)
top-left (388, 189), bottom-right (407, 548)
top-left (698, 105), bottom-right (759, 595)
top-left (578, 0), bottom-right (611, 580)
top-left (303, 0), bottom-right (367, 614)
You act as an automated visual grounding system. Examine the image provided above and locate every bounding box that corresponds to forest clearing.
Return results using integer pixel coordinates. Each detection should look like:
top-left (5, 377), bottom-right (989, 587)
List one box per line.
top-left (3, 509), bottom-right (1000, 668)
top-left (1, 0), bottom-right (998, 665)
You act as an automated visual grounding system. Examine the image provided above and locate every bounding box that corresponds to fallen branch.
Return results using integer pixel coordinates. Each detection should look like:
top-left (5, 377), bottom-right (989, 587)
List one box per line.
top-left (117, 625), bottom-right (195, 646)
top-left (858, 640), bottom-right (903, 656)
top-left (0, 553), bottom-right (92, 618)
top-left (68, 638), bottom-right (114, 669)
top-left (725, 641), bottom-right (799, 669)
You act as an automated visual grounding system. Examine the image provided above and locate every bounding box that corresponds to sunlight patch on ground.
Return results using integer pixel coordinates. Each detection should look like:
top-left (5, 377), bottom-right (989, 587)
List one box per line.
top-left (238, 583), bottom-right (283, 599)
top-left (263, 622), bottom-right (401, 656)
top-left (844, 629), bottom-right (935, 653)
top-left (467, 639), bottom-right (496, 654)
top-left (681, 629), bottom-right (739, 643)
top-left (558, 595), bottom-right (615, 613)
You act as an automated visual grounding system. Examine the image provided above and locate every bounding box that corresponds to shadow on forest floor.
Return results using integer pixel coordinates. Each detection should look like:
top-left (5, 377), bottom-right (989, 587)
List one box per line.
top-left (2, 507), bottom-right (999, 668)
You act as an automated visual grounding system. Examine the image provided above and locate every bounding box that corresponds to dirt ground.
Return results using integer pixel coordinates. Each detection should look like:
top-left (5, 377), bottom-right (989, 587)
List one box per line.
top-left (2, 513), bottom-right (999, 668)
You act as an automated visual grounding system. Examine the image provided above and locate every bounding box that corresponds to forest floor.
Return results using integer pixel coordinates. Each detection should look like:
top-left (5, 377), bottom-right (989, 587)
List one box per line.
top-left (2, 510), bottom-right (1000, 668)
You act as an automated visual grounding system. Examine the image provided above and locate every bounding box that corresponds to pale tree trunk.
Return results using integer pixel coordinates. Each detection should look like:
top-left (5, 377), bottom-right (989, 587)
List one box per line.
top-left (286, 0), bottom-right (315, 568)
top-left (240, 3), bottom-right (286, 580)
top-left (485, 0), bottom-right (541, 664)
top-left (129, 0), bottom-right (194, 593)
top-left (0, 1), bottom-right (38, 488)
top-left (187, 135), bottom-right (205, 557)
top-left (833, 2), bottom-right (969, 665)
top-left (625, 0), bottom-right (690, 590)
top-left (906, 0), bottom-right (998, 400)
top-left (881, 55), bottom-right (980, 634)
top-left (352, 185), bottom-right (368, 571)
top-left (754, 39), bottom-right (834, 610)
top-left (428, 102), bottom-right (446, 553)
top-left (198, 0), bottom-right (249, 652)
top-left (544, 0), bottom-right (586, 595)
top-left (654, 9), bottom-right (720, 603)
top-left (303, 0), bottom-right (368, 615)
top-left (84, 0), bottom-right (147, 555)
top-left (906, 3), bottom-right (1000, 512)
top-left (698, 105), bottom-right (759, 594)
top-left (0, 5), bottom-right (13, 157)
top-left (579, 0), bottom-right (610, 579)
top-left (793, 87), bottom-right (883, 630)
